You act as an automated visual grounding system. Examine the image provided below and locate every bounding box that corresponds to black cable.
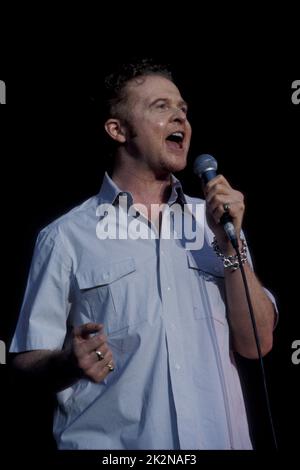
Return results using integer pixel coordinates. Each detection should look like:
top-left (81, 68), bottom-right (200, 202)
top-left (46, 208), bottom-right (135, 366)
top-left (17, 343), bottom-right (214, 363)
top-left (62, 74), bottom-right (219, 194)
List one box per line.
top-left (235, 246), bottom-right (278, 450)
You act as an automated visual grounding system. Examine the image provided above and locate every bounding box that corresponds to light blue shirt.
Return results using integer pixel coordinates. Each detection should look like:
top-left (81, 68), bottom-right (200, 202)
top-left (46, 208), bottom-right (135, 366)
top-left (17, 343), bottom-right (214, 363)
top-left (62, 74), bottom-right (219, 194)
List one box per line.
top-left (10, 172), bottom-right (275, 450)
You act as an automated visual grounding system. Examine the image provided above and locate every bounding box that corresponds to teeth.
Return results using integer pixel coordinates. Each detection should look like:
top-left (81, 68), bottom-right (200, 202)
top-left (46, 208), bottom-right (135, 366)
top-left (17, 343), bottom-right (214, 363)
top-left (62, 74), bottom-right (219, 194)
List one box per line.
top-left (172, 132), bottom-right (183, 138)
top-left (166, 131), bottom-right (184, 143)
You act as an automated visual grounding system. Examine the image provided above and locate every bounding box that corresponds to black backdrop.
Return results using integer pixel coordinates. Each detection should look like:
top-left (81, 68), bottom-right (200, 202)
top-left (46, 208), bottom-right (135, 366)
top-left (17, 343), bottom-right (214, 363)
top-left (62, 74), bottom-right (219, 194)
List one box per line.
top-left (0, 48), bottom-right (299, 463)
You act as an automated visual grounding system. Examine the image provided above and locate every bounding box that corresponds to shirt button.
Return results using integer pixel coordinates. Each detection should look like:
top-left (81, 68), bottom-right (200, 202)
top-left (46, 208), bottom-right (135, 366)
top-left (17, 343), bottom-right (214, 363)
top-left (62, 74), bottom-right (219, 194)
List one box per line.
top-left (175, 363), bottom-right (181, 370)
top-left (167, 286), bottom-right (171, 291)
top-left (103, 272), bottom-right (110, 281)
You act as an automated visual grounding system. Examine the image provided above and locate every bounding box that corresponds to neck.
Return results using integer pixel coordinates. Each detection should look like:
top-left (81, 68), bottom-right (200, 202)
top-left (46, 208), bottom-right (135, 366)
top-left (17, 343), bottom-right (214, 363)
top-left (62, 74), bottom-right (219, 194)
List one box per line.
top-left (111, 159), bottom-right (172, 206)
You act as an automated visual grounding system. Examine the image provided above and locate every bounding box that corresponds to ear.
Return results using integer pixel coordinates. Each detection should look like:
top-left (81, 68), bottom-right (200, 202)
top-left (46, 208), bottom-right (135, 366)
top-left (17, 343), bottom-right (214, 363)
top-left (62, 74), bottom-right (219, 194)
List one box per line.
top-left (104, 118), bottom-right (126, 143)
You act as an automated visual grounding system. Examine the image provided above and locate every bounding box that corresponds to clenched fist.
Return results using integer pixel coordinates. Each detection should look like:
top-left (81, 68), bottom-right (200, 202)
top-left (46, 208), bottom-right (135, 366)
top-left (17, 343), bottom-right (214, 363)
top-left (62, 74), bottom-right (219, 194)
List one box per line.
top-left (69, 323), bottom-right (115, 383)
top-left (204, 174), bottom-right (245, 253)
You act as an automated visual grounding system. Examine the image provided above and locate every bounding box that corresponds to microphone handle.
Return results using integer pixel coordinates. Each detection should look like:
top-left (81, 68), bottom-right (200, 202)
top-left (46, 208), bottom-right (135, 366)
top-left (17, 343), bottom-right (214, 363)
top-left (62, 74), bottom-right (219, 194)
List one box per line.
top-left (220, 212), bottom-right (238, 248)
top-left (201, 169), bottom-right (218, 184)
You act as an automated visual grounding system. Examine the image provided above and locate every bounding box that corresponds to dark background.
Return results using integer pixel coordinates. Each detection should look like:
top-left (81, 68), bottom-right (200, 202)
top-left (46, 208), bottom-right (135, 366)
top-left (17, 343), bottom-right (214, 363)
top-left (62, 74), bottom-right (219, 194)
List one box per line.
top-left (0, 40), bottom-right (299, 463)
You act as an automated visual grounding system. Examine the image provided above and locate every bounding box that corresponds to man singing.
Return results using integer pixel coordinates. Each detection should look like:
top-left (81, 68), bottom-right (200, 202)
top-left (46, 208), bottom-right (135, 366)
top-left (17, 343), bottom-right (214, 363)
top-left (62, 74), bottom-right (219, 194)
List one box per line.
top-left (10, 59), bottom-right (277, 449)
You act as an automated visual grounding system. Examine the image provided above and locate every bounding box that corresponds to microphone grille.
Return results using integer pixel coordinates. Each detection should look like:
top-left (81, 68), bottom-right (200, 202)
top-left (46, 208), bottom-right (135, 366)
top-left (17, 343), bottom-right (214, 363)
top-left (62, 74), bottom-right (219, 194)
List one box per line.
top-left (193, 154), bottom-right (218, 177)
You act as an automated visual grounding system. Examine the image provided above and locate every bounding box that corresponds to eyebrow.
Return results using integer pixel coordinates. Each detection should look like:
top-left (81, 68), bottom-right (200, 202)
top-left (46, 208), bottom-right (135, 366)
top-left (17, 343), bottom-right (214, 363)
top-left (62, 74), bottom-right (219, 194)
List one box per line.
top-left (150, 98), bottom-right (189, 109)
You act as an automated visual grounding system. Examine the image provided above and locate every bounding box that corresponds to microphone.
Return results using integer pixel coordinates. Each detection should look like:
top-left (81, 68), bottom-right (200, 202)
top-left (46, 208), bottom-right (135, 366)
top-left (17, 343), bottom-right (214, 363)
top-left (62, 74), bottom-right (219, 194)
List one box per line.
top-left (193, 154), bottom-right (238, 248)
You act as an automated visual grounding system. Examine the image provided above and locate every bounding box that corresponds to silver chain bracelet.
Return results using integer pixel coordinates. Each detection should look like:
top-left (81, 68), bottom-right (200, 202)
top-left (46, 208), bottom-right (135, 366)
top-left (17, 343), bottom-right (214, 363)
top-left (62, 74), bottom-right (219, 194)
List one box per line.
top-left (212, 237), bottom-right (248, 271)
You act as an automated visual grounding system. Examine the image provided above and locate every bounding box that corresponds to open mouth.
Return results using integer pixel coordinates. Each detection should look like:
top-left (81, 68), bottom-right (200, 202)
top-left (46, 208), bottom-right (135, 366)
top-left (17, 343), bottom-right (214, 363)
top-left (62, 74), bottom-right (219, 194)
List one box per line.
top-left (166, 131), bottom-right (184, 150)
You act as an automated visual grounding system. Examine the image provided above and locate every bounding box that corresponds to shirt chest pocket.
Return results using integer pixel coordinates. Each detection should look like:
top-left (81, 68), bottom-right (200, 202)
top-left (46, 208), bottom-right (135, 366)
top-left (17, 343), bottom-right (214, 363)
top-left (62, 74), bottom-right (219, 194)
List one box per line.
top-left (75, 257), bottom-right (143, 334)
top-left (186, 251), bottom-right (227, 325)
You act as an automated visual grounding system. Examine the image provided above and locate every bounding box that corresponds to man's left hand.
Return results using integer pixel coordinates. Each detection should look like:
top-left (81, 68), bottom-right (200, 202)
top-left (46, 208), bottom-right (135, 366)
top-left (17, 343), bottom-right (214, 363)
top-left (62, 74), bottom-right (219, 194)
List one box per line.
top-left (204, 175), bottom-right (245, 253)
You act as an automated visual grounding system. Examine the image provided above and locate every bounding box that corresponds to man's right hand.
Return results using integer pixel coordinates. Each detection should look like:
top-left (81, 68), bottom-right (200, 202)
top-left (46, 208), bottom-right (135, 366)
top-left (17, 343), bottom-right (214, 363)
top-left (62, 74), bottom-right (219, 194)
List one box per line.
top-left (10, 322), bottom-right (114, 392)
top-left (70, 323), bottom-right (115, 384)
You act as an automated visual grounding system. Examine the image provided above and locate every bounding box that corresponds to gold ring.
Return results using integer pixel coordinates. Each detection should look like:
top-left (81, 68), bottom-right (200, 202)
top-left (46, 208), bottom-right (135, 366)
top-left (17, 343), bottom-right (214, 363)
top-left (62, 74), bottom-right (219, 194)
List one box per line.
top-left (95, 350), bottom-right (104, 361)
top-left (223, 203), bottom-right (230, 212)
top-left (106, 363), bottom-right (114, 372)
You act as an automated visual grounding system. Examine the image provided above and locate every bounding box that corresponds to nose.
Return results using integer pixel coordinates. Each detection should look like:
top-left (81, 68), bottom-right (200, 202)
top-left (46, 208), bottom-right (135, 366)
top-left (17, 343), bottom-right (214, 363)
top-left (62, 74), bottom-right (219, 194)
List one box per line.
top-left (171, 107), bottom-right (187, 123)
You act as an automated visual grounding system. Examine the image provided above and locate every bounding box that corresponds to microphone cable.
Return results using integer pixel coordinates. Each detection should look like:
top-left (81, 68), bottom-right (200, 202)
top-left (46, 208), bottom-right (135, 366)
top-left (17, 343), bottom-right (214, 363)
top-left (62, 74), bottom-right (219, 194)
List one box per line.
top-left (231, 236), bottom-right (278, 450)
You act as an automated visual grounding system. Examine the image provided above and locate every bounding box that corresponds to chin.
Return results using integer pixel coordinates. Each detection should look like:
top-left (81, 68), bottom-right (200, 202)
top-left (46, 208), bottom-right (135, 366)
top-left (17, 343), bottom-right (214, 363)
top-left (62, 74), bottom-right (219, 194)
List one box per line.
top-left (166, 155), bottom-right (187, 173)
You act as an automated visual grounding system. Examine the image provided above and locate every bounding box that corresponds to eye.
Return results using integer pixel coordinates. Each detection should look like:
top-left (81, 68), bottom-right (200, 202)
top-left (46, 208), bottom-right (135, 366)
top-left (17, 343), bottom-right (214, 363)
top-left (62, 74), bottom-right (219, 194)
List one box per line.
top-left (181, 105), bottom-right (188, 114)
top-left (156, 102), bottom-right (168, 110)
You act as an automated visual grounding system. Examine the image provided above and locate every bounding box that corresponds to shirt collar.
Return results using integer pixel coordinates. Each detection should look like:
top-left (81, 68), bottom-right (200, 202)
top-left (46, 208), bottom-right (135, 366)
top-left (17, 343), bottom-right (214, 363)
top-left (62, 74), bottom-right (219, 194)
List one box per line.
top-left (98, 172), bottom-right (134, 206)
top-left (98, 172), bottom-right (186, 207)
top-left (169, 174), bottom-right (187, 206)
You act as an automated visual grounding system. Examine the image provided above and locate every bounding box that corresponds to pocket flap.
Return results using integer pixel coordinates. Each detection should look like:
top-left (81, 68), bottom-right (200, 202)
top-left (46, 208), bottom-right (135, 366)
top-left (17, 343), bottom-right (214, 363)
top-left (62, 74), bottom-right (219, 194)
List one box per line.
top-left (187, 249), bottom-right (224, 277)
top-left (76, 257), bottom-right (136, 289)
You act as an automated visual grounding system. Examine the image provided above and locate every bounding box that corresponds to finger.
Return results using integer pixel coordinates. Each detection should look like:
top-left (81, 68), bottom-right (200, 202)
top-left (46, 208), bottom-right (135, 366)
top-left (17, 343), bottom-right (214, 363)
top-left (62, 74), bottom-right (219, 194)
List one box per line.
top-left (76, 345), bottom-right (112, 372)
top-left (212, 205), bottom-right (228, 224)
top-left (95, 350), bottom-right (114, 371)
top-left (206, 192), bottom-right (231, 210)
top-left (96, 349), bottom-right (113, 366)
top-left (84, 334), bottom-right (108, 354)
top-left (205, 175), bottom-right (230, 194)
top-left (212, 200), bottom-right (244, 224)
top-left (102, 353), bottom-right (115, 374)
top-left (74, 334), bottom-right (108, 360)
top-left (90, 343), bottom-right (109, 363)
top-left (87, 353), bottom-right (114, 383)
top-left (103, 350), bottom-right (114, 366)
top-left (74, 323), bottom-right (103, 340)
top-left (85, 362), bottom-right (109, 383)
top-left (206, 184), bottom-right (230, 200)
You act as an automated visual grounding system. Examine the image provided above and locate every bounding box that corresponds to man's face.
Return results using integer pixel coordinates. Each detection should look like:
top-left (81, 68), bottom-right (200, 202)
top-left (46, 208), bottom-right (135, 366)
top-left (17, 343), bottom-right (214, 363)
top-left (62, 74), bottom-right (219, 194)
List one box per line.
top-left (121, 75), bottom-right (192, 175)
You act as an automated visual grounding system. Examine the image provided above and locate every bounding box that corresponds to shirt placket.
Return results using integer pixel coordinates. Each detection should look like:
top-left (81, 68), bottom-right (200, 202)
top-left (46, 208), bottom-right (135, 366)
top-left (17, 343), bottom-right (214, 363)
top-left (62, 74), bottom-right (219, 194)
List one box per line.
top-left (158, 208), bottom-right (199, 449)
